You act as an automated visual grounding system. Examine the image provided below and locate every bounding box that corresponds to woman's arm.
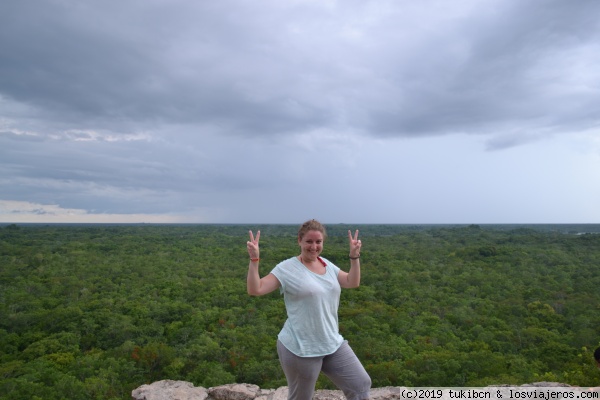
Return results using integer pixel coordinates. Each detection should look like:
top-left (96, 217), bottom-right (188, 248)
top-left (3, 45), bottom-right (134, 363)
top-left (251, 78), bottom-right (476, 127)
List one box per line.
top-left (247, 265), bottom-right (281, 296)
top-left (246, 230), bottom-right (281, 296)
top-left (338, 230), bottom-right (362, 289)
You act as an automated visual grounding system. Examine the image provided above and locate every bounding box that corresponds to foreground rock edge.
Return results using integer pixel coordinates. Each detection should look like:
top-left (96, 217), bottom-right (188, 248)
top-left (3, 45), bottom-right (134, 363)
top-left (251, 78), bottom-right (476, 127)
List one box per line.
top-left (131, 380), bottom-right (576, 400)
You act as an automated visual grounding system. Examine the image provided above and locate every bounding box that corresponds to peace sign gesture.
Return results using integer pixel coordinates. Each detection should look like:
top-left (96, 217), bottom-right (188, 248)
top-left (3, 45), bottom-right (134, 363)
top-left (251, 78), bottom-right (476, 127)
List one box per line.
top-left (348, 229), bottom-right (361, 259)
top-left (247, 230), bottom-right (260, 260)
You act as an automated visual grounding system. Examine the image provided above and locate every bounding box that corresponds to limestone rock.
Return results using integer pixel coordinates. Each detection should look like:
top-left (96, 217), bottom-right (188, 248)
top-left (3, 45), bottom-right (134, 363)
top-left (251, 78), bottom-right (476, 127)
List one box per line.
top-left (131, 380), bottom-right (208, 400)
top-left (209, 383), bottom-right (261, 400)
top-left (132, 381), bottom-right (575, 400)
top-left (370, 387), bottom-right (403, 399)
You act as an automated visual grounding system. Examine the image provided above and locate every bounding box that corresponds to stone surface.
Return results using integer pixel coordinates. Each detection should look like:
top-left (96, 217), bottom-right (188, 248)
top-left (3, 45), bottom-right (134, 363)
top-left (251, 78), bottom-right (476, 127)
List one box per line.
top-left (131, 381), bottom-right (575, 400)
top-left (209, 384), bottom-right (262, 400)
top-left (131, 380), bottom-right (208, 400)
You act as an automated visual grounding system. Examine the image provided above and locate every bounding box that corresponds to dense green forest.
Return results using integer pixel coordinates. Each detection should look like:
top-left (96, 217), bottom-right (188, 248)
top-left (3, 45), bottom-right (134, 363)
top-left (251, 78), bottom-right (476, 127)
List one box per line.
top-left (1, 223), bottom-right (600, 399)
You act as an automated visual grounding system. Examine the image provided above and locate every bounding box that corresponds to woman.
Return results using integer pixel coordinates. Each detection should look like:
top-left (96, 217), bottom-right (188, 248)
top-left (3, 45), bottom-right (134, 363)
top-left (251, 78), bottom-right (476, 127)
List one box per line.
top-left (246, 219), bottom-right (371, 400)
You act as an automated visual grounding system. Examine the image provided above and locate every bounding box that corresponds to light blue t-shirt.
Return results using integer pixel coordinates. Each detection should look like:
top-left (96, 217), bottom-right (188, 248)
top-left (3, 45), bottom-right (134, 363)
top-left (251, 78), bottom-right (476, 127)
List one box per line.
top-left (270, 256), bottom-right (344, 357)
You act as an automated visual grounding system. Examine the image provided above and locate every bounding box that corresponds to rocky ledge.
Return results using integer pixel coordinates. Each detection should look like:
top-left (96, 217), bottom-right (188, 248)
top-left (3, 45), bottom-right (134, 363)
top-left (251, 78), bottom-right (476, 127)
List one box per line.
top-left (131, 381), bottom-right (574, 400)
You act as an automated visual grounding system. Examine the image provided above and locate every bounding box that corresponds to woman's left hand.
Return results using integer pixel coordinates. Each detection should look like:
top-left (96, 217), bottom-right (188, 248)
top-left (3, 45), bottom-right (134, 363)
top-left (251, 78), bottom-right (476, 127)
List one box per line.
top-left (348, 230), bottom-right (361, 258)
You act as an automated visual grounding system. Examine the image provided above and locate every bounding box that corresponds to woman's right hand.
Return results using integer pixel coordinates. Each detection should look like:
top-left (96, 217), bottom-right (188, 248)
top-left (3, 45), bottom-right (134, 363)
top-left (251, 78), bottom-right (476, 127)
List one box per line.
top-left (247, 230), bottom-right (260, 260)
top-left (246, 229), bottom-right (281, 296)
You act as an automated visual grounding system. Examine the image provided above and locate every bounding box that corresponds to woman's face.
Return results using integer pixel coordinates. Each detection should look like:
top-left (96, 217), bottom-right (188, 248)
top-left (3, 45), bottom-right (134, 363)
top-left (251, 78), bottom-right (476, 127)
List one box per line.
top-left (298, 230), bottom-right (324, 260)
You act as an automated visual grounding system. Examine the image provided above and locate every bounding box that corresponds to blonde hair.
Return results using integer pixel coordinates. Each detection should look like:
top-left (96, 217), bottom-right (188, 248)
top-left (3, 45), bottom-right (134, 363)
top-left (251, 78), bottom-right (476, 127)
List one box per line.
top-left (298, 219), bottom-right (327, 240)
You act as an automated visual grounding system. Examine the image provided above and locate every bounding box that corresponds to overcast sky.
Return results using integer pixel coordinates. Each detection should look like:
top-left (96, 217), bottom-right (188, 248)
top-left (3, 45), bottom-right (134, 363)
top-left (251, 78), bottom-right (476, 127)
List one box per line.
top-left (1, 0), bottom-right (599, 224)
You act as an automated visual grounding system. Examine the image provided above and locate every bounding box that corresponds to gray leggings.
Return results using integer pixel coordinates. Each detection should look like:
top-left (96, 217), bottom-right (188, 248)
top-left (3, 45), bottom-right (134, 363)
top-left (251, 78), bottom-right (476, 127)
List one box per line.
top-left (277, 340), bottom-right (371, 400)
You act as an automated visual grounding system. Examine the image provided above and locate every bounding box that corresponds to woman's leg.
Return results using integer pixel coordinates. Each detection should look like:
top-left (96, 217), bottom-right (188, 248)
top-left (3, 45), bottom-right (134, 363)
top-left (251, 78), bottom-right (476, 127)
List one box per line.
top-left (321, 341), bottom-right (371, 400)
top-left (277, 340), bottom-right (322, 400)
